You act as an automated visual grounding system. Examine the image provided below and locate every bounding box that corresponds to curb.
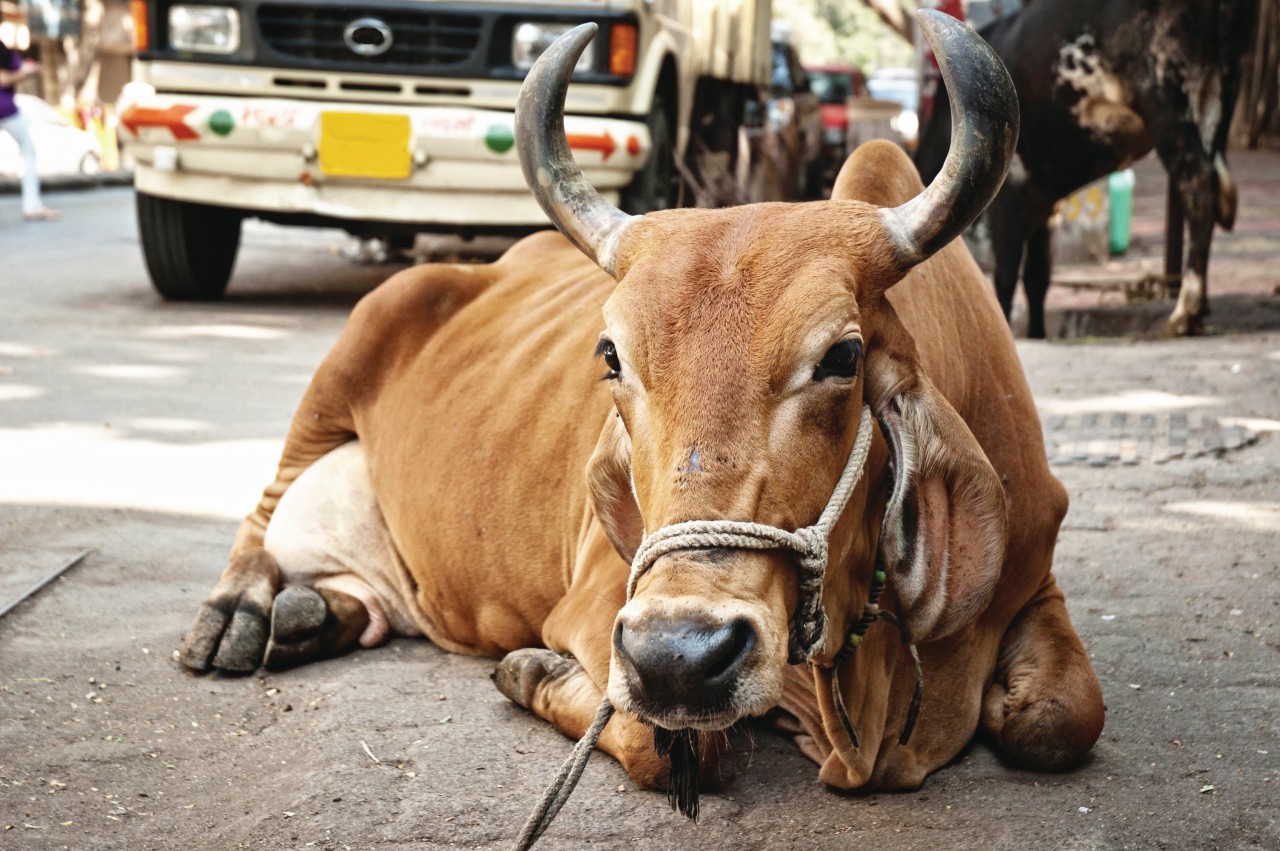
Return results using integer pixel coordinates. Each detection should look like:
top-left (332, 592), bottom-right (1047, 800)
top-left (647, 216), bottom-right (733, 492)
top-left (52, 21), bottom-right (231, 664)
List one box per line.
top-left (1046, 292), bottom-right (1280, 339)
top-left (0, 171), bottom-right (134, 195)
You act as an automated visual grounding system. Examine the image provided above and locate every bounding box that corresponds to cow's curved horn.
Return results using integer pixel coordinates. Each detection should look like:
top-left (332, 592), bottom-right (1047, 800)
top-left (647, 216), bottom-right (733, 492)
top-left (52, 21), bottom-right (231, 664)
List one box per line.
top-left (515, 23), bottom-right (635, 277)
top-left (880, 10), bottom-right (1018, 269)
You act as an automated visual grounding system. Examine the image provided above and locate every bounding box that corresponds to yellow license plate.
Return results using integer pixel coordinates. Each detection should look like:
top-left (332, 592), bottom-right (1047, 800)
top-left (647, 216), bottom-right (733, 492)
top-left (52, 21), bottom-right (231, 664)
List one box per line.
top-left (318, 112), bottom-right (412, 179)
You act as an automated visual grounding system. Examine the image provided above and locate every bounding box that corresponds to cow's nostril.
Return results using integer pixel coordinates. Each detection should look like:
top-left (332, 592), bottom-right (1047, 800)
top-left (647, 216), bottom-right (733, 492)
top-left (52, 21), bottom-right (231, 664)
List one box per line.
top-left (614, 616), bottom-right (756, 711)
top-left (703, 619), bottom-right (754, 683)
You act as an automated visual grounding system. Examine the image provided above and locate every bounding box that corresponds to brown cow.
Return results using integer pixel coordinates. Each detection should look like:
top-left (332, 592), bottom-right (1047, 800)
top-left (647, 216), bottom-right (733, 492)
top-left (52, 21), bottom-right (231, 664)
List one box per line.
top-left (180, 12), bottom-right (1104, 799)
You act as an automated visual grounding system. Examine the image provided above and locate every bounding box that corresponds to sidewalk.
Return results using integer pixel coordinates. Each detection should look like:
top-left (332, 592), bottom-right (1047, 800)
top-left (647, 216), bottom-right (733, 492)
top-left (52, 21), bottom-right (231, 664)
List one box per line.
top-left (0, 170), bottom-right (134, 196)
top-left (1043, 146), bottom-right (1280, 337)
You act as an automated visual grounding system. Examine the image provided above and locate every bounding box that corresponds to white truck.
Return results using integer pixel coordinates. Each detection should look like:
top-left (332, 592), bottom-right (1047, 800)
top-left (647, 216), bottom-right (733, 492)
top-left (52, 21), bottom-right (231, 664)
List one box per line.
top-left (120, 0), bottom-right (771, 300)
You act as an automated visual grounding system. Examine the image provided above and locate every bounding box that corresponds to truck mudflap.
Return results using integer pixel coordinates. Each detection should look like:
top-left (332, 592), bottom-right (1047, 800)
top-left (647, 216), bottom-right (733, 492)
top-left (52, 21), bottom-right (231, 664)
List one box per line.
top-left (118, 92), bottom-right (651, 226)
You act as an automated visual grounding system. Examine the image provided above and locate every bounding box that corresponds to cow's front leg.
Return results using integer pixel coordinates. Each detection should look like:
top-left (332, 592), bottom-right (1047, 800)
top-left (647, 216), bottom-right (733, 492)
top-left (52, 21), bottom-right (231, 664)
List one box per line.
top-left (496, 648), bottom-right (673, 788)
top-left (496, 648), bottom-right (726, 790)
top-left (981, 576), bottom-right (1105, 770)
top-left (494, 531), bottom-right (724, 789)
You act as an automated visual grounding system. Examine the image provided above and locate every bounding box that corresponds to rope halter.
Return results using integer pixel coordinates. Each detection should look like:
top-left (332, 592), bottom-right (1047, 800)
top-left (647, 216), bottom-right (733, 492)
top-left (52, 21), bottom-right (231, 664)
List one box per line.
top-left (626, 405), bottom-right (876, 665)
top-left (514, 404), bottom-right (924, 850)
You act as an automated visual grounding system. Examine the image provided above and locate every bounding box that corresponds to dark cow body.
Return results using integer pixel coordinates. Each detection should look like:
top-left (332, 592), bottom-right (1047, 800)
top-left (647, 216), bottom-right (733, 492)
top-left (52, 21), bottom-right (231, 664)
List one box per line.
top-left (916, 0), bottom-right (1258, 337)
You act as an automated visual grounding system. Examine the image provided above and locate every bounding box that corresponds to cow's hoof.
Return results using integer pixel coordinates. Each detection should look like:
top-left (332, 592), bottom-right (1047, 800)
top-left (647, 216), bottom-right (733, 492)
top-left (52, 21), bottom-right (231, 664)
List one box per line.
top-left (494, 648), bottom-right (577, 710)
top-left (271, 585), bottom-right (328, 641)
top-left (264, 586), bottom-right (369, 670)
top-left (180, 550), bottom-right (279, 673)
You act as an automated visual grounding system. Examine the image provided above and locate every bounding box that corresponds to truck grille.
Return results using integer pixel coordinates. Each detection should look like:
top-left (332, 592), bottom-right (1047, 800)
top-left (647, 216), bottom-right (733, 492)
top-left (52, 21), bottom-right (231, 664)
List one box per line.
top-left (257, 5), bottom-right (483, 71)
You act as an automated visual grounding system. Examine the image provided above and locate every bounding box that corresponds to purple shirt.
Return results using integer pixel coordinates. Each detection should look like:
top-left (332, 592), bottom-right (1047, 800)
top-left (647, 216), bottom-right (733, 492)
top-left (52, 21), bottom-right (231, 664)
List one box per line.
top-left (1, 51), bottom-right (20, 121)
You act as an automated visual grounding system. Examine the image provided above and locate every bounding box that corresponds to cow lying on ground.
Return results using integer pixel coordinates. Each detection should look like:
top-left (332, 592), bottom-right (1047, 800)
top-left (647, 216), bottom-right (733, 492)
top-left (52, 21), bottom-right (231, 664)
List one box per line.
top-left (180, 12), bottom-right (1104, 802)
top-left (915, 0), bottom-right (1257, 337)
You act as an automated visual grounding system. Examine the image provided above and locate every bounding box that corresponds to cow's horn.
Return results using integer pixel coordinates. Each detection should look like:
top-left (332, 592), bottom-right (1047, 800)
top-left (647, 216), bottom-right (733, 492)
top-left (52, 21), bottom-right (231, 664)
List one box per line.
top-left (515, 23), bottom-right (636, 277)
top-left (881, 10), bottom-right (1018, 269)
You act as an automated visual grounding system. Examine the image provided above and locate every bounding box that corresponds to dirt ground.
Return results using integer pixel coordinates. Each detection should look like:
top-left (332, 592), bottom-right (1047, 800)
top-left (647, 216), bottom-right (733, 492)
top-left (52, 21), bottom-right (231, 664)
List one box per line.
top-left (1, 151), bottom-right (1278, 849)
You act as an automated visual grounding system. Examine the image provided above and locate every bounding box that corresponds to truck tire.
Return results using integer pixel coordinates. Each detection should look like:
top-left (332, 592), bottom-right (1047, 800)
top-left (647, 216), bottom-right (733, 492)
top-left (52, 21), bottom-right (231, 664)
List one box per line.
top-left (621, 99), bottom-right (678, 214)
top-left (137, 192), bottom-right (242, 301)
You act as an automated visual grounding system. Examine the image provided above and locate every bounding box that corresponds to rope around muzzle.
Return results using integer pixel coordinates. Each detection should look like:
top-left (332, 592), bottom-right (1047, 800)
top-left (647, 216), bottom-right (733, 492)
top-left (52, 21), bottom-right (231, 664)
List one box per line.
top-left (626, 405), bottom-right (877, 664)
top-left (514, 405), bottom-right (917, 849)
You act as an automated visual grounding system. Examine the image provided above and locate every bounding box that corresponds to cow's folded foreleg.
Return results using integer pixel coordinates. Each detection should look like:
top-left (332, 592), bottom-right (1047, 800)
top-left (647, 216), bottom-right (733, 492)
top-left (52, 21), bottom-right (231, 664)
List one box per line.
top-left (496, 524), bottom-right (727, 790)
top-left (981, 575), bottom-right (1104, 771)
top-left (496, 647), bottom-right (676, 789)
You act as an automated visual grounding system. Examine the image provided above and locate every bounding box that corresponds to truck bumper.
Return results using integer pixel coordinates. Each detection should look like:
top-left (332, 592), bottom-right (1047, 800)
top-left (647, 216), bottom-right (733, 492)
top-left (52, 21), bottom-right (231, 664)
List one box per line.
top-left (118, 89), bottom-right (651, 227)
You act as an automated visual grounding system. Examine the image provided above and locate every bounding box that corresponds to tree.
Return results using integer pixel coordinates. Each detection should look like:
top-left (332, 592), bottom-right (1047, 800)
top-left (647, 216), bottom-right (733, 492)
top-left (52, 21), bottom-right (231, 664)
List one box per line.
top-left (774, 0), bottom-right (914, 72)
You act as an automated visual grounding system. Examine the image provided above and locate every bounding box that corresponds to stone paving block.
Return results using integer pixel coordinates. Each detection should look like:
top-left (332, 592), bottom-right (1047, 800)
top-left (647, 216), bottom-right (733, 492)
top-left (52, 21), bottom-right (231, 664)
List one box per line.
top-left (1040, 409), bottom-right (1258, 468)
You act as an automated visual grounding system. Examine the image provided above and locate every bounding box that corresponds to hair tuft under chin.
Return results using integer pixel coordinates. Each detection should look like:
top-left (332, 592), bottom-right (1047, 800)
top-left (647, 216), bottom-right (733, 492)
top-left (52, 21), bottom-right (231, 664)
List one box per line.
top-left (653, 726), bottom-right (700, 821)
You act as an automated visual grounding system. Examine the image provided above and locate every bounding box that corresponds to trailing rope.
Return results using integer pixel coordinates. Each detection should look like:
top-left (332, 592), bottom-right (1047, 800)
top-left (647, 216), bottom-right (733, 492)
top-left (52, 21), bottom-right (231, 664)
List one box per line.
top-left (512, 696), bottom-right (616, 851)
top-left (512, 405), bottom-right (921, 847)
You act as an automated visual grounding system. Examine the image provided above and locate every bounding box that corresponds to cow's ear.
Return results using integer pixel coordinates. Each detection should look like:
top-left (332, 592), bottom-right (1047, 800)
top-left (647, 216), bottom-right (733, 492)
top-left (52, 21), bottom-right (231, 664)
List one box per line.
top-left (865, 305), bottom-right (1007, 642)
top-left (586, 409), bottom-right (643, 563)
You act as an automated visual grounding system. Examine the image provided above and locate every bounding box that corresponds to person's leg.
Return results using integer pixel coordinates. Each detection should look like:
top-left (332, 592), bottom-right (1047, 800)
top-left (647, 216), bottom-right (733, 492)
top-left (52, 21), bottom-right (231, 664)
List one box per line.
top-left (2, 112), bottom-right (52, 218)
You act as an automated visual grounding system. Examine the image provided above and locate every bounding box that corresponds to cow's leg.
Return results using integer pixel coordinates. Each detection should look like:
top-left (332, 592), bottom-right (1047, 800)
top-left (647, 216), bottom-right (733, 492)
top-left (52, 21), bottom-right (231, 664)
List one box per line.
top-left (981, 576), bottom-right (1105, 770)
top-left (1022, 221), bottom-right (1052, 340)
top-left (182, 266), bottom-right (492, 673)
top-left (986, 183), bottom-right (1026, 324)
top-left (1153, 120), bottom-right (1221, 336)
top-left (1164, 164), bottom-right (1216, 336)
top-left (182, 441), bottom-right (412, 672)
top-left (496, 648), bottom-right (688, 790)
top-left (494, 530), bottom-right (722, 789)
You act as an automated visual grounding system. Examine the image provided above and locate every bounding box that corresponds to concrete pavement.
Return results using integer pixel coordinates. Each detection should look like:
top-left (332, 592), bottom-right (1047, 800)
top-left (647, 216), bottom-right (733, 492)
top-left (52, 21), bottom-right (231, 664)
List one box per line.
top-left (0, 187), bottom-right (1277, 849)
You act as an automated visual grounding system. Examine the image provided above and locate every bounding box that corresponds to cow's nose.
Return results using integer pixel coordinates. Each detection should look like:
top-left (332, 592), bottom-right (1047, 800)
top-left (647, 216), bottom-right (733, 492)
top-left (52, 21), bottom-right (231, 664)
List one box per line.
top-left (613, 615), bottom-right (756, 710)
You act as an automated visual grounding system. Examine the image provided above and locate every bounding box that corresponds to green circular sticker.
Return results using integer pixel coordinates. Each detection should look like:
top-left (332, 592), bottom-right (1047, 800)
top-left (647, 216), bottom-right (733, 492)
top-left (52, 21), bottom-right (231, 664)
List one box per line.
top-left (484, 124), bottom-right (515, 154)
top-left (208, 109), bottom-right (235, 137)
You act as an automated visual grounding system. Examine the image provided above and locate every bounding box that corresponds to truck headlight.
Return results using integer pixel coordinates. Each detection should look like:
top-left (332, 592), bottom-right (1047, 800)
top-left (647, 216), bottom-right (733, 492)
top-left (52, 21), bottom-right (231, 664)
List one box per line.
top-left (513, 22), bottom-right (593, 73)
top-left (169, 6), bottom-right (240, 54)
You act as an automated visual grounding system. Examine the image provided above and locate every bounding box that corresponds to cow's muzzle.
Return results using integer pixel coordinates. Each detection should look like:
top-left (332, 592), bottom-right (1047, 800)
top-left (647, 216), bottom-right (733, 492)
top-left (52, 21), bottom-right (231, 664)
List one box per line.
top-left (612, 612), bottom-right (756, 726)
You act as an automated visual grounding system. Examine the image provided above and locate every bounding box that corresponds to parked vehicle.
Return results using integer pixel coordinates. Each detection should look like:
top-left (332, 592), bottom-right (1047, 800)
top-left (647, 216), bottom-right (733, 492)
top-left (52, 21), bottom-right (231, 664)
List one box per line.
top-left (805, 63), bottom-right (867, 180)
top-left (119, 0), bottom-right (771, 300)
top-left (766, 39), bottom-right (823, 198)
top-left (867, 68), bottom-right (920, 151)
top-left (0, 95), bottom-right (102, 178)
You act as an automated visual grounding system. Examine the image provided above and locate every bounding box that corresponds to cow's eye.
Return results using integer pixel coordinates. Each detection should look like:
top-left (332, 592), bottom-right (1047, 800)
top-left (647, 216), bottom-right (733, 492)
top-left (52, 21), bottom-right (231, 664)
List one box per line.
top-left (814, 339), bottom-right (862, 381)
top-left (596, 338), bottom-right (622, 379)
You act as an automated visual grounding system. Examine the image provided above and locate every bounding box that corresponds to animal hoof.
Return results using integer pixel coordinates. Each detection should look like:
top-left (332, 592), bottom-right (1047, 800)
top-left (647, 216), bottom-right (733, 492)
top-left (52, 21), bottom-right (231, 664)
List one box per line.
top-left (270, 586), bottom-right (328, 642)
top-left (264, 586), bottom-right (369, 670)
top-left (180, 549), bottom-right (280, 673)
top-left (494, 648), bottom-right (577, 710)
top-left (209, 604), bottom-right (271, 672)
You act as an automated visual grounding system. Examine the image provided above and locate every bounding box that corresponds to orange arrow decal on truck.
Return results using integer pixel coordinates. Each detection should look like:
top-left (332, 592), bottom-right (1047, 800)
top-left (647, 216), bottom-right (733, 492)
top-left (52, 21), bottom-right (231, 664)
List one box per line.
top-left (121, 105), bottom-right (200, 141)
top-left (566, 131), bottom-right (616, 161)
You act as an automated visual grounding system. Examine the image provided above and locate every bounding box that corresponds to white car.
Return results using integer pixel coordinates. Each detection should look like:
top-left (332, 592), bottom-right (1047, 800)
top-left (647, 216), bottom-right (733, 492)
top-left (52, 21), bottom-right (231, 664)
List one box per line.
top-left (0, 95), bottom-right (103, 178)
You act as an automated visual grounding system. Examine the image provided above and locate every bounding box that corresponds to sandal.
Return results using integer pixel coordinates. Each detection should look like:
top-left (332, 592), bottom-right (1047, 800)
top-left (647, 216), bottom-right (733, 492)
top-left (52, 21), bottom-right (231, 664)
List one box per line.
top-left (24, 208), bottom-right (60, 221)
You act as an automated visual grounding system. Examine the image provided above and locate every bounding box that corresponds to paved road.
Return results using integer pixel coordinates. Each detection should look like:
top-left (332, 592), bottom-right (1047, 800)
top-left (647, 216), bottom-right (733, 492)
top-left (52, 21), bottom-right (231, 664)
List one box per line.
top-left (1, 189), bottom-right (1277, 849)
